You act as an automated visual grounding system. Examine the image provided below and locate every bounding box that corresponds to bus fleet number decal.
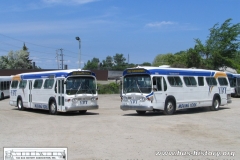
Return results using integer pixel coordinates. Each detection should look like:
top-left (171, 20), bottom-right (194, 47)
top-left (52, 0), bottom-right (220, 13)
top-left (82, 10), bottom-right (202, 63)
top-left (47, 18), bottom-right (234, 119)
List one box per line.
top-left (218, 87), bottom-right (226, 94)
top-left (80, 101), bottom-right (88, 105)
top-left (130, 100), bottom-right (137, 104)
top-left (10, 90), bottom-right (17, 96)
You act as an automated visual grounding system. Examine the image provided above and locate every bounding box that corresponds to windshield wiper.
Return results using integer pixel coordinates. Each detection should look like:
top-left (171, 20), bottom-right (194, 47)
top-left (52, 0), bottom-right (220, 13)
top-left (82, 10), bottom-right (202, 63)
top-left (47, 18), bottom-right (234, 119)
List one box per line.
top-left (124, 80), bottom-right (136, 94)
top-left (75, 82), bottom-right (83, 95)
top-left (124, 78), bottom-right (142, 94)
top-left (135, 80), bottom-right (142, 94)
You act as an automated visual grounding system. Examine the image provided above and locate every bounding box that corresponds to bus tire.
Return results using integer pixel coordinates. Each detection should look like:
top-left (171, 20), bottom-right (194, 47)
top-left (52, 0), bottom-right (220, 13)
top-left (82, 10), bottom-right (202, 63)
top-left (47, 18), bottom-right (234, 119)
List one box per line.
top-left (136, 110), bottom-right (146, 114)
top-left (210, 96), bottom-right (220, 111)
top-left (163, 99), bottom-right (175, 115)
top-left (17, 98), bottom-right (24, 111)
top-left (49, 101), bottom-right (58, 115)
top-left (79, 110), bottom-right (87, 114)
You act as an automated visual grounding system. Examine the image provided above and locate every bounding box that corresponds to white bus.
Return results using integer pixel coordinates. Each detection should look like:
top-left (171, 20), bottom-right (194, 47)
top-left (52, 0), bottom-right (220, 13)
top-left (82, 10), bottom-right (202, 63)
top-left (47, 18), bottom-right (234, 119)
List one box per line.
top-left (120, 66), bottom-right (232, 115)
top-left (227, 73), bottom-right (240, 97)
top-left (0, 76), bottom-right (11, 100)
top-left (9, 69), bottom-right (98, 115)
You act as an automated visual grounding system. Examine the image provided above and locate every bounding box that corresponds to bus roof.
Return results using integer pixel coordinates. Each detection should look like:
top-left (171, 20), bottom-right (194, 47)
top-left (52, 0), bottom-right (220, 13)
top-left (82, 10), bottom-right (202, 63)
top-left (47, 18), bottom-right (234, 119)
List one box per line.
top-left (0, 76), bottom-right (12, 81)
top-left (226, 72), bottom-right (240, 78)
top-left (11, 69), bottom-right (96, 80)
top-left (123, 66), bottom-right (227, 78)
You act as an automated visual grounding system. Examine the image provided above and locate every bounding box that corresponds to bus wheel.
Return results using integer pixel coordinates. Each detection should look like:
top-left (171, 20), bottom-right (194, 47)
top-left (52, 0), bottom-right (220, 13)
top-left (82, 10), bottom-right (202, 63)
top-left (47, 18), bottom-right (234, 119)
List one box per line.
top-left (79, 110), bottom-right (87, 114)
top-left (17, 98), bottom-right (24, 111)
top-left (49, 101), bottom-right (58, 115)
top-left (136, 110), bottom-right (146, 115)
top-left (163, 99), bottom-right (175, 115)
top-left (210, 97), bottom-right (220, 111)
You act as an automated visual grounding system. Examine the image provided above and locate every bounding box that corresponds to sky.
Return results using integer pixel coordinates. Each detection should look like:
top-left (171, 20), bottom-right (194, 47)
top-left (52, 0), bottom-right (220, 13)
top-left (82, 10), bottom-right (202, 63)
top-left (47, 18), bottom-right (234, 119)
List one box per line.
top-left (0, 0), bottom-right (239, 69)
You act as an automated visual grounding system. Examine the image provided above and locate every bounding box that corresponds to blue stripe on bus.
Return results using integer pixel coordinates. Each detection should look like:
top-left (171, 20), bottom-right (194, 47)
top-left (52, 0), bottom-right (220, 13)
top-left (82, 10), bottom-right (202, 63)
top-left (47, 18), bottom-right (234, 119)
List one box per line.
top-left (123, 68), bottom-right (216, 77)
top-left (20, 71), bottom-right (96, 79)
top-left (227, 73), bottom-right (240, 78)
top-left (146, 92), bottom-right (154, 98)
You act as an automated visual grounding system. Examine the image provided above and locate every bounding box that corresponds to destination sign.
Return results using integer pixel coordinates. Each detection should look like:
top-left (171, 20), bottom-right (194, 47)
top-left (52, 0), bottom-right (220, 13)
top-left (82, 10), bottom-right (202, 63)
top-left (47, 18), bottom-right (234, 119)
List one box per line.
top-left (71, 71), bottom-right (92, 75)
top-left (127, 69), bottom-right (146, 74)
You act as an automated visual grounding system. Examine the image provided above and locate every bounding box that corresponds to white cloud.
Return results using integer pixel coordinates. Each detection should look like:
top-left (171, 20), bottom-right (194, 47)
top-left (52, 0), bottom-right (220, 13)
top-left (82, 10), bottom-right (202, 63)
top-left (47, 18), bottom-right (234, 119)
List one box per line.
top-left (0, 19), bottom-right (112, 35)
top-left (42, 0), bottom-right (99, 5)
top-left (146, 21), bottom-right (176, 27)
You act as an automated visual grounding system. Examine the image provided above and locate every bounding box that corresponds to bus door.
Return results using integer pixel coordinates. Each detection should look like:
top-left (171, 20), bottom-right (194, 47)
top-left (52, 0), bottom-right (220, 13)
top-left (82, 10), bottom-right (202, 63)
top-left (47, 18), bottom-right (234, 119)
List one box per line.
top-left (152, 76), bottom-right (166, 108)
top-left (56, 78), bottom-right (65, 111)
top-left (28, 80), bottom-right (32, 108)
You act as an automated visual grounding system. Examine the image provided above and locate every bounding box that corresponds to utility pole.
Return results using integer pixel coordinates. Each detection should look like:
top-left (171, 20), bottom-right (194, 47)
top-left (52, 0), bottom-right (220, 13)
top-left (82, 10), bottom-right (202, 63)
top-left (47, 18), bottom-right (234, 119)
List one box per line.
top-left (56, 50), bottom-right (59, 69)
top-left (59, 48), bottom-right (64, 69)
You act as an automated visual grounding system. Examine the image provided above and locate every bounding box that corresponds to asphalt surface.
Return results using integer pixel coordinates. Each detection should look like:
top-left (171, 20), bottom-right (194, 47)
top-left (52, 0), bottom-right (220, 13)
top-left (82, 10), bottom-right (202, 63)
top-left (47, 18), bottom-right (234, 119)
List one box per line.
top-left (0, 94), bottom-right (239, 160)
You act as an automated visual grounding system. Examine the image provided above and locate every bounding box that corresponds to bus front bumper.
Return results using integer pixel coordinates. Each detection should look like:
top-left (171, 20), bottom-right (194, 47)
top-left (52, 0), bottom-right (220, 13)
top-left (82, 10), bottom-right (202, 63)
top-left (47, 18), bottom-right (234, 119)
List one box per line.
top-left (120, 104), bottom-right (153, 111)
top-left (65, 104), bottom-right (99, 112)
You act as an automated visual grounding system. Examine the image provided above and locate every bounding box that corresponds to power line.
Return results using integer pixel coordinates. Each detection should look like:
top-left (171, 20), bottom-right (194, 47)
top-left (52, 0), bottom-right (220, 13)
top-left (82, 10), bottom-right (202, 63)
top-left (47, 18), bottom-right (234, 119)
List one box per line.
top-left (0, 33), bottom-right (56, 50)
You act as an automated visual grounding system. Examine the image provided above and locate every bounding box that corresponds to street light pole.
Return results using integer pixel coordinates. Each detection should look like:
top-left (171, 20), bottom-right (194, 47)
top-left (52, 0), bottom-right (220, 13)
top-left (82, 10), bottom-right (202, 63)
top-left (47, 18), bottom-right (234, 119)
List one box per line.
top-left (75, 36), bottom-right (81, 69)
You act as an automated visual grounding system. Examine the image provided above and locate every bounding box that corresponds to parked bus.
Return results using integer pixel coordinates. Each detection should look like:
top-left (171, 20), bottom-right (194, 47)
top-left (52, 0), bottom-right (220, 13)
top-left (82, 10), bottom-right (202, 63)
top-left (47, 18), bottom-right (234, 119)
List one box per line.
top-left (9, 69), bottom-right (98, 115)
top-left (226, 73), bottom-right (240, 97)
top-left (120, 66), bottom-right (232, 115)
top-left (0, 76), bottom-right (11, 100)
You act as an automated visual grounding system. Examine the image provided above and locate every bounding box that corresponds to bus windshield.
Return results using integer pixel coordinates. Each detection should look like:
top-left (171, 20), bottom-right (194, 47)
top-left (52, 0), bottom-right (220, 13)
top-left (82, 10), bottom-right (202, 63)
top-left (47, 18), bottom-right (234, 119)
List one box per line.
top-left (123, 74), bottom-right (152, 94)
top-left (66, 76), bottom-right (96, 95)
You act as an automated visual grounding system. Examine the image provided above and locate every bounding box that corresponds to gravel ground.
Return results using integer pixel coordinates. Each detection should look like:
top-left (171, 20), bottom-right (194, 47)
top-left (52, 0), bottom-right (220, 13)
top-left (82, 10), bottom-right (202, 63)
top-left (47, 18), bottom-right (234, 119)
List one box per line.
top-left (0, 94), bottom-right (239, 160)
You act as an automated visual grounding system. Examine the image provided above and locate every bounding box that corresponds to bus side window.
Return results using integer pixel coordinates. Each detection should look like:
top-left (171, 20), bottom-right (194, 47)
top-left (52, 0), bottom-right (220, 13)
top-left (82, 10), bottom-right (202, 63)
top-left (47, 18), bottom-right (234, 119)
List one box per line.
top-left (206, 77), bottom-right (217, 86)
top-left (33, 79), bottom-right (43, 89)
top-left (11, 81), bottom-right (19, 89)
top-left (19, 80), bottom-right (27, 89)
top-left (44, 79), bottom-right (55, 89)
top-left (198, 77), bottom-right (204, 86)
top-left (7, 81), bottom-right (10, 89)
top-left (153, 77), bottom-right (162, 91)
top-left (156, 77), bottom-right (162, 91)
top-left (163, 77), bottom-right (167, 91)
top-left (168, 76), bottom-right (182, 86)
top-left (218, 77), bottom-right (228, 86)
top-left (0, 81), bottom-right (3, 90)
top-left (55, 82), bottom-right (57, 93)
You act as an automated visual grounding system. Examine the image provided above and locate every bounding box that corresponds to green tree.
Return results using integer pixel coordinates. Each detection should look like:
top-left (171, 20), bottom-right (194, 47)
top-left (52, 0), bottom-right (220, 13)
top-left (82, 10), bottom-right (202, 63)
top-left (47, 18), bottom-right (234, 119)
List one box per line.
top-left (171, 51), bottom-right (188, 68)
top-left (195, 18), bottom-right (240, 70)
top-left (141, 62), bottom-right (152, 66)
top-left (83, 57), bottom-right (100, 70)
top-left (186, 48), bottom-right (201, 68)
top-left (152, 53), bottom-right (174, 66)
top-left (102, 56), bottom-right (113, 70)
top-left (112, 53), bottom-right (127, 70)
top-left (0, 50), bottom-right (33, 69)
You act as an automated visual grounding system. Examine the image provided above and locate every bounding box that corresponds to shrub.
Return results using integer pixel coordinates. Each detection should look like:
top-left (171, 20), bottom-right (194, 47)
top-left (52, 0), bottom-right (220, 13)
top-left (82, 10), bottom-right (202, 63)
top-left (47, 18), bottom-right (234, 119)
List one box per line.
top-left (98, 82), bottom-right (120, 94)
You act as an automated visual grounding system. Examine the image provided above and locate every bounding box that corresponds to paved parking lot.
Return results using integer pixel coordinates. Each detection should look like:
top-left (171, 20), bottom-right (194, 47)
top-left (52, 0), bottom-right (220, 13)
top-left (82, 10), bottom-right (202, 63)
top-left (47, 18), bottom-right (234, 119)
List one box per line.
top-left (0, 94), bottom-right (240, 160)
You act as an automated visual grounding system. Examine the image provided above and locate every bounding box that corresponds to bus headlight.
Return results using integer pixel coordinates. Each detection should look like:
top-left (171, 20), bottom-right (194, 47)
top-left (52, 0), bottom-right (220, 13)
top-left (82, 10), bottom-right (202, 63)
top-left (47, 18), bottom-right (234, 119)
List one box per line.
top-left (65, 99), bottom-right (71, 102)
top-left (139, 97), bottom-right (146, 102)
top-left (72, 98), bottom-right (78, 102)
top-left (91, 97), bottom-right (98, 101)
top-left (122, 96), bottom-right (128, 101)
